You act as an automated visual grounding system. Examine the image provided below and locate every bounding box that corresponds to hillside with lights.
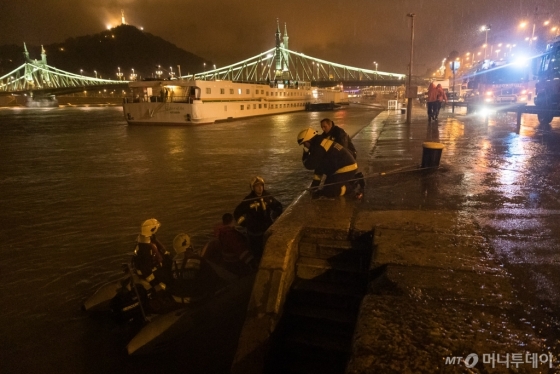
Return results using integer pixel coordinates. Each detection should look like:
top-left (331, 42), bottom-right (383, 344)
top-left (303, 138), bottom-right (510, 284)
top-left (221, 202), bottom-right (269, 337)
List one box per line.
top-left (0, 24), bottom-right (211, 80)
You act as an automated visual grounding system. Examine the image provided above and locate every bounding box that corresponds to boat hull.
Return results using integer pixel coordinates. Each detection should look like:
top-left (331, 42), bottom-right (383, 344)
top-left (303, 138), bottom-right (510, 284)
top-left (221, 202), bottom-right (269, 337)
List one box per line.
top-left (123, 99), bottom-right (306, 125)
top-left (122, 79), bottom-right (348, 126)
top-left (82, 274), bottom-right (150, 312)
top-left (127, 273), bottom-right (255, 355)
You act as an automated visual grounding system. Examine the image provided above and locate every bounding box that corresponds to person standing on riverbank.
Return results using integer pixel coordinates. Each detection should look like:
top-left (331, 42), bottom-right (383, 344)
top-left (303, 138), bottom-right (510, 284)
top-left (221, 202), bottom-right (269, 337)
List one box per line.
top-left (427, 82), bottom-right (438, 121)
top-left (434, 84), bottom-right (447, 121)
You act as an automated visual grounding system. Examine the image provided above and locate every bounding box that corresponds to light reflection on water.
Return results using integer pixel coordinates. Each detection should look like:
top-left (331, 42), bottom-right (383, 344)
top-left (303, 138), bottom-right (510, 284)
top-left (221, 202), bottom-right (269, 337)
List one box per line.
top-left (0, 104), bottom-right (379, 373)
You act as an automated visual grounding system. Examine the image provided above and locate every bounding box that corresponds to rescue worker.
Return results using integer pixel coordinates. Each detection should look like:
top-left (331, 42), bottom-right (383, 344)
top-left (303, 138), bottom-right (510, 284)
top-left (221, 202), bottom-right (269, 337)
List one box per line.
top-left (320, 118), bottom-right (357, 159)
top-left (297, 128), bottom-right (364, 198)
top-left (216, 213), bottom-right (255, 276)
top-left (233, 177), bottom-right (283, 260)
top-left (168, 233), bottom-right (227, 304)
top-left (132, 219), bottom-right (171, 298)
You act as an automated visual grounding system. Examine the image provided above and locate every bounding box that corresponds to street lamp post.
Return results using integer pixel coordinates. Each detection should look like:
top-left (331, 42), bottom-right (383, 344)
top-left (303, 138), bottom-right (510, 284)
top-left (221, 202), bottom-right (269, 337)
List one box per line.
top-left (481, 25), bottom-right (491, 59)
top-left (155, 65), bottom-right (162, 79)
top-left (406, 13), bottom-right (415, 125)
top-left (116, 67), bottom-right (123, 81)
top-left (94, 70), bottom-right (97, 79)
top-left (373, 61), bottom-right (378, 72)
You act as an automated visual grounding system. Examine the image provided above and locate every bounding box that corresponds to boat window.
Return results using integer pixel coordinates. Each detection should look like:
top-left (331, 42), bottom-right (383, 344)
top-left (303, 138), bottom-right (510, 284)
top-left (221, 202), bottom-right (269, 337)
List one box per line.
top-left (253, 104), bottom-right (256, 109)
top-left (238, 89), bottom-right (242, 94)
top-left (266, 92), bottom-right (269, 96)
top-left (206, 88), bottom-right (211, 94)
top-left (259, 104), bottom-right (262, 108)
top-left (261, 90), bottom-right (264, 94)
top-left (264, 104), bottom-right (267, 108)
top-left (220, 88), bottom-right (225, 94)
top-left (246, 89), bottom-right (250, 94)
top-left (240, 105), bottom-right (244, 110)
top-left (230, 89), bottom-right (234, 94)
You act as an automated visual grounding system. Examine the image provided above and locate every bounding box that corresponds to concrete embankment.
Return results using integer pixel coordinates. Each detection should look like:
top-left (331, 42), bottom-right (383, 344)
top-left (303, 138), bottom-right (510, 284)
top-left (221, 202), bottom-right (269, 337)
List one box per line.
top-left (232, 107), bottom-right (551, 373)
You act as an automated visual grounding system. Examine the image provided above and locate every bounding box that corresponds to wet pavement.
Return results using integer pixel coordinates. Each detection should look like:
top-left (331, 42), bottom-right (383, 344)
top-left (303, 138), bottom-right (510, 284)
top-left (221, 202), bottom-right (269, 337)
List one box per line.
top-left (348, 104), bottom-right (560, 373)
top-left (233, 102), bottom-right (560, 373)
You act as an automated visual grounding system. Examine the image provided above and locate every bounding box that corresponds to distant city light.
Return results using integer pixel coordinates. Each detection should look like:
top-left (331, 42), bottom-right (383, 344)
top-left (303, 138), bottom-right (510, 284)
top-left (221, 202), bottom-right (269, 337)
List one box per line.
top-left (106, 25), bottom-right (112, 30)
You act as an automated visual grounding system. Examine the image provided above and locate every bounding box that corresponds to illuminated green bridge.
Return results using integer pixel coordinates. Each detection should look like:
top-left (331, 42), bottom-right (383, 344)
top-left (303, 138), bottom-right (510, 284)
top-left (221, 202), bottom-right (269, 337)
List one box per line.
top-left (1, 23), bottom-right (411, 98)
top-left (0, 44), bottom-right (129, 96)
top-left (187, 21), bottom-right (408, 87)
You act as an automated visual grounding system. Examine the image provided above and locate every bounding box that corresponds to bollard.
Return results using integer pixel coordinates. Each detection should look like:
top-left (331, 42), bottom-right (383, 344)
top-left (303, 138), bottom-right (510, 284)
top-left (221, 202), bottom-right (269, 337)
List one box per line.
top-left (421, 142), bottom-right (445, 168)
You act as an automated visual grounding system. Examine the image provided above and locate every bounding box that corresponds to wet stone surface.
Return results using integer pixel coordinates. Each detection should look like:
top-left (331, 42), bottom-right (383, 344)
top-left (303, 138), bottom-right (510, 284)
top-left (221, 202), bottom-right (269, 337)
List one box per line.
top-left (348, 107), bottom-right (560, 373)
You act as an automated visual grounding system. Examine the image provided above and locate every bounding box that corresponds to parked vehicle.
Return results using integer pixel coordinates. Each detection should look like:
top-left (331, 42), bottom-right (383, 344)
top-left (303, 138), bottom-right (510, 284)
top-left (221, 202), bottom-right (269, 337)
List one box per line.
top-left (534, 36), bottom-right (560, 124)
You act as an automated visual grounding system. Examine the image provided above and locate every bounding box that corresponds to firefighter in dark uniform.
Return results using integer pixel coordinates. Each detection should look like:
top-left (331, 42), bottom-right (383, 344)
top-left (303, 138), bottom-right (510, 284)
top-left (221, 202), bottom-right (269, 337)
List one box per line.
top-left (234, 177), bottom-right (283, 260)
top-left (297, 128), bottom-right (364, 198)
top-left (320, 118), bottom-right (357, 159)
top-left (132, 218), bottom-right (171, 294)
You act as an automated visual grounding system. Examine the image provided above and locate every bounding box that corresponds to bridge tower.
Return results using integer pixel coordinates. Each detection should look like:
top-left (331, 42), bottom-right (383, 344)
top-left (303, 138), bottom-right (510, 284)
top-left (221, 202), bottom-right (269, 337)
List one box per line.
top-left (274, 19), bottom-right (290, 80)
top-left (23, 43), bottom-right (36, 89)
top-left (282, 23), bottom-right (289, 74)
top-left (274, 19), bottom-right (282, 78)
top-left (20, 43), bottom-right (57, 105)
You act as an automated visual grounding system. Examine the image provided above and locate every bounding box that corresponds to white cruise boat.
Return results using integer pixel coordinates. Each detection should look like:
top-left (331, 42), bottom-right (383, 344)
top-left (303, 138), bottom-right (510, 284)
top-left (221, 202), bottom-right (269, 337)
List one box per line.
top-left (122, 79), bottom-right (348, 125)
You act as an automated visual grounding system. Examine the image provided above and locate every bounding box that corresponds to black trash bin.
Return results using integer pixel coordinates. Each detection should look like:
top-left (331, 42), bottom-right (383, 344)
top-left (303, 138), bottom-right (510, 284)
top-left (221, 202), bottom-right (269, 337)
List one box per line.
top-left (421, 142), bottom-right (445, 168)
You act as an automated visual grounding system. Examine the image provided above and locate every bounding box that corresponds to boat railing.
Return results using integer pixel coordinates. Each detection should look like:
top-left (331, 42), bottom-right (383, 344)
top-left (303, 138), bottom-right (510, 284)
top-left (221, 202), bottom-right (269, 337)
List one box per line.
top-left (124, 95), bottom-right (199, 104)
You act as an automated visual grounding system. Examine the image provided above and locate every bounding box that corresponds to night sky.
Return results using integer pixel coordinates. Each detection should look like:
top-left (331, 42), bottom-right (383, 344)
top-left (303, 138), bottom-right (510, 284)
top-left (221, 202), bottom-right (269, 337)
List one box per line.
top-left (1, 0), bottom-right (559, 75)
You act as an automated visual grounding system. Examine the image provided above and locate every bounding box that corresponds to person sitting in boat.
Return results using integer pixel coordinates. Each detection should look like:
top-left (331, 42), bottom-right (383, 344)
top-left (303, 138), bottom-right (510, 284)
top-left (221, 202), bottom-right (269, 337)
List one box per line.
top-left (168, 233), bottom-right (228, 305)
top-left (132, 219), bottom-right (172, 295)
top-left (234, 177), bottom-right (283, 260)
top-left (216, 213), bottom-right (255, 276)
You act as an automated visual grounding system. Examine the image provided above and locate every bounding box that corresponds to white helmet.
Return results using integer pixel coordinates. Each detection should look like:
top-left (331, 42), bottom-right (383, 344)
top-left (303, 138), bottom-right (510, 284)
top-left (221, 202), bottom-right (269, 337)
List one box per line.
top-left (173, 233), bottom-right (191, 254)
top-left (250, 176), bottom-right (265, 191)
top-left (137, 235), bottom-right (151, 244)
top-left (141, 218), bottom-right (160, 236)
top-left (297, 128), bottom-right (318, 145)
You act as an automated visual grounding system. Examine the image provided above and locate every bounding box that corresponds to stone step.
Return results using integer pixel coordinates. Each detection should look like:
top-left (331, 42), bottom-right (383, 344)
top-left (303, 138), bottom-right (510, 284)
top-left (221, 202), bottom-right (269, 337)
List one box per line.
top-left (265, 345), bottom-right (348, 374)
top-left (284, 303), bottom-right (357, 325)
top-left (280, 310), bottom-right (356, 341)
top-left (289, 279), bottom-right (364, 310)
top-left (298, 238), bottom-right (354, 258)
top-left (296, 257), bottom-right (369, 283)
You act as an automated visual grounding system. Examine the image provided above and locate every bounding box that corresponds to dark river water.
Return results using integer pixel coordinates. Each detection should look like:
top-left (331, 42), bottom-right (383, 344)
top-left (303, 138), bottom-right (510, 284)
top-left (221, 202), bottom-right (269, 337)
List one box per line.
top-left (0, 104), bottom-right (381, 374)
